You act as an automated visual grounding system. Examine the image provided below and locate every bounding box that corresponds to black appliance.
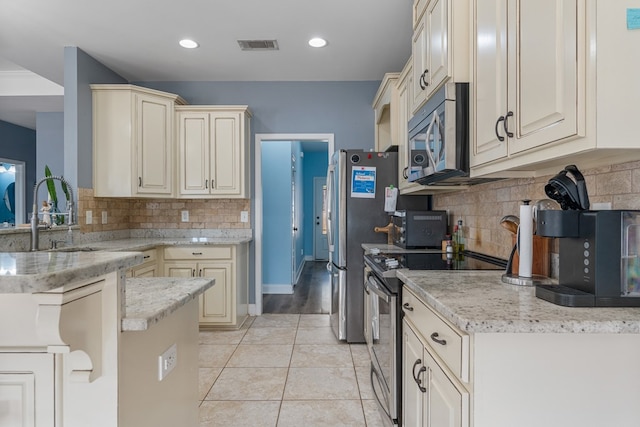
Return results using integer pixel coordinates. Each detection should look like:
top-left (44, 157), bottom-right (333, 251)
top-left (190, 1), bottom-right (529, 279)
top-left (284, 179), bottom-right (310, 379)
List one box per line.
top-left (537, 210), bottom-right (640, 307)
top-left (391, 210), bottom-right (447, 249)
top-left (406, 83), bottom-right (499, 186)
top-left (363, 250), bottom-right (505, 426)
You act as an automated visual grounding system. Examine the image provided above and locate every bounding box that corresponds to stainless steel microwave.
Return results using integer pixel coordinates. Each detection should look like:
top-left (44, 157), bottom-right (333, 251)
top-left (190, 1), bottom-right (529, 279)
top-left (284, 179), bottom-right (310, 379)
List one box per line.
top-left (407, 82), bottom-right (471, 185)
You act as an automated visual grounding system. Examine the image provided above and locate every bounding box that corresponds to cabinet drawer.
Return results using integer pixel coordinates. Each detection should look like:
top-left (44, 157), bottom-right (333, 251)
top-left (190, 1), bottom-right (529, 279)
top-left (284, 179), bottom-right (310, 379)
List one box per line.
top-left (402, 288), bottom-right (469, 382)
top-left (164, 246), bottom-right (232, 260)
top-left (139, 248), bottom-right (157, 263)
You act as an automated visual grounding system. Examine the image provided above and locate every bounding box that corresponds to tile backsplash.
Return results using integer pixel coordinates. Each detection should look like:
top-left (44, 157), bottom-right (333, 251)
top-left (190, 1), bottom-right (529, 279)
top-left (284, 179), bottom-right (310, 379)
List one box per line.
top-left (432, 160), bottom-right (640, 261)
top-left (77, 188), bottom-right (250, 233)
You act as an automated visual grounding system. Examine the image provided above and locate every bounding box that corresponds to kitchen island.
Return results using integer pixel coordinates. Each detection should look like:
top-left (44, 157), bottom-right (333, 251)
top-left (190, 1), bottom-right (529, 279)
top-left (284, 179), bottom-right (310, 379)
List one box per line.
top-left (0, 251), bottom-right (214, 427)
top-left (398, 269), bottom-right (640, 427)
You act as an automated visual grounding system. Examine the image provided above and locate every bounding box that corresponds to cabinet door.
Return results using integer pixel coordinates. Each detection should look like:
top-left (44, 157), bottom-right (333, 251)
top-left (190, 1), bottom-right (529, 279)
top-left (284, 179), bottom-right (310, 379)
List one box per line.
top-left (471, 0), bottom-right (509, 166)
top-left (199, 262), bottom-right (233, 324)
top-left (210, 112), bottom-right (242, 196)
top-left (425, 350), bottom-right (468, 427)
top-left (164, 262), bottom-right (195, 278)
top-left (135, 94), bottom-right (174, 195)
top-left (0, 353), bottom-right (55, 427)
top-left (133, 264), bottom-right (157, 278)
top-left (412, 16), bottom-right (429, 114)
top-left (178, 112), bottom-right (211, 195)
top-left (508, 0), bottom-right (580, 154)
top-left (426, 0), bottom-right (448, 92)
top-left (402, 320), bottom-right (425, 427)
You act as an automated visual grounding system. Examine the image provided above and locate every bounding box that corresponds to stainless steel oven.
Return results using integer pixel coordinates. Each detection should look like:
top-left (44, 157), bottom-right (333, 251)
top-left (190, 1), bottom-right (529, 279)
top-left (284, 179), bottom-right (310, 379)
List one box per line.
top-left (364, 250), bottom-right (507, 426)
top-left (364, 261), bottom-right (401, 426)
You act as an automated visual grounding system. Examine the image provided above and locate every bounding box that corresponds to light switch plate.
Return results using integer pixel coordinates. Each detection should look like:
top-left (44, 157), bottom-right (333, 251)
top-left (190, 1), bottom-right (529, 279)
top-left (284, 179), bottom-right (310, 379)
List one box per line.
top-left (86, 210), bottom-right (93, 225)
top-left (240, 211), bottom-right (249, 223)
top-left (181, 210), bottom-right (189, 222)
top-left (101, 211), bottom-right (107, 224)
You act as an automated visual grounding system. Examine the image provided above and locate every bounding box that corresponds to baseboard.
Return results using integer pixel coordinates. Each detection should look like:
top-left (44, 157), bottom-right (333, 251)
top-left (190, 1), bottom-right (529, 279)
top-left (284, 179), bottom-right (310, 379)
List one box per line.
top-left (294, 259), bottom-right (305, 285)
top-left (262, 284), bottom-right (294, 294)
top-left (248, 304), bottom-right (258, 316)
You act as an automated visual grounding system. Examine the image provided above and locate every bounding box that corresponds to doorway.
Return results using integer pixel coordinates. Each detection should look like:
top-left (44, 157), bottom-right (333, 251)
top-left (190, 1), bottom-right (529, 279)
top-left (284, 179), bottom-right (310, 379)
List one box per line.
top-left (255, 134), bottom-right (334, 315)
top-left (0, 158), bottom-right (25, 227)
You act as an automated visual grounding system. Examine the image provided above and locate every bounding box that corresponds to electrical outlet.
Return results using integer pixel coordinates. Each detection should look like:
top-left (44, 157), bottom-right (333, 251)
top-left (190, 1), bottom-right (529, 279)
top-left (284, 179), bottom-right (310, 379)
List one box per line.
top-left (181, 210), bottom-right (189, 222)
top-left (101, 211), bottom-right (107, 224)
top-left (86, 210), bottom-right (93, 225)
top-left (240, 211), bottom-right (249, 223)
top-left (158, 343), bottom-right (177, 381)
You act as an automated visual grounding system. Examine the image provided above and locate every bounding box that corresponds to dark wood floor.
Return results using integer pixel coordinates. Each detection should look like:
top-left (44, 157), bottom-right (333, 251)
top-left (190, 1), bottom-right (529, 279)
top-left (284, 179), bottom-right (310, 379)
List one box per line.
top-left (262, 261), bottom-right (331, 314)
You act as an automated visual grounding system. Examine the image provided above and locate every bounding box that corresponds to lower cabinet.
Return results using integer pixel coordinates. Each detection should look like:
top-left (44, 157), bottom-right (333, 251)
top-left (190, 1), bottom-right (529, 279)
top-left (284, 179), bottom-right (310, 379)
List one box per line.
top-left (126, 248), bottom-right (158, 278)
top-left (163, 244), bottom-right (248, 328)
top-left (402, 318), bottom-right (468, 427)
top-left (0, 353), bottom-right (55, 427)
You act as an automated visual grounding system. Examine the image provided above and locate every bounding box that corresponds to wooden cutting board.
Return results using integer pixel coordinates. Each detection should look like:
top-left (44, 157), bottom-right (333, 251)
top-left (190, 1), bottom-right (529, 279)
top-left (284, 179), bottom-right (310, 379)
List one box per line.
top-left (511, 235), bottom-right (551, 277)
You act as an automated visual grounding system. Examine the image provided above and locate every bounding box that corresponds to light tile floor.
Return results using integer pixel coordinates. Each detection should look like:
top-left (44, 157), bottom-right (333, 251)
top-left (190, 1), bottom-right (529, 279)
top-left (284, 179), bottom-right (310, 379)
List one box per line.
top-left (199, 314), bottom-right (385, 427)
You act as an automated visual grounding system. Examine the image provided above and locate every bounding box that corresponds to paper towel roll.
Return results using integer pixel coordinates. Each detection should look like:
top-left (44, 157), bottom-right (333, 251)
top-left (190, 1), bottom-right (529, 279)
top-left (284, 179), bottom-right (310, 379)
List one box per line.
top-left (518, 201), bottom-right (534, 278)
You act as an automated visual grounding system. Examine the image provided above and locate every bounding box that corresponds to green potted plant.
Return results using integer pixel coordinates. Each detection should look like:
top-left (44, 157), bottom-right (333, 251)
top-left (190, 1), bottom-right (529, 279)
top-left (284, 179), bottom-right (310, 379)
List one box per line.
top-left (44, 165), bottom-right (70, 226)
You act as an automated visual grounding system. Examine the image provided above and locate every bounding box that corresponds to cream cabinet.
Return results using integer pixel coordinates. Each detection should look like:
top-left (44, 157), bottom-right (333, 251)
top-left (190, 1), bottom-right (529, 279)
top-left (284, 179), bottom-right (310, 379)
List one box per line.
top-left (0, 353), bottom-right (55, 427)
top-left (126, 248), bottom-right (158, 278)
top-left (471, 1), bottom-right (640, 178)
top-left (92, 84), bottom-right (186, 198)
top-left (470, 0), bottom-right (581, 169)
top-left (176, 106), bottom-right (251, 199)
top-left (372, 73), bottom-right (400, 152)
top-left (402, 289), bottom-right (469, 427)
top-left (411, 0), bottom-right (469, 114)
top-left (163, 245), bottom-right (248, 328)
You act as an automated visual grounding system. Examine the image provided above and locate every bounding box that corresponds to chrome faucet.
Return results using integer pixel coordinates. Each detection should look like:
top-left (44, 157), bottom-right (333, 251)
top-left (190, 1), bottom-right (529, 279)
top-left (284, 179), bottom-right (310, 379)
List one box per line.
top-left (30, 175), bottom-right (75, 251)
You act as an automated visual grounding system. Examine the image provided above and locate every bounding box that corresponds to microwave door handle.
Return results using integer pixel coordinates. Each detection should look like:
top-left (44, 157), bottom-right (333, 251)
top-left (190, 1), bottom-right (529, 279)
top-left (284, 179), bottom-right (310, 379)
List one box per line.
top-left (424, 113), bottom-right (438, 169)
top-left (434, 111), bottom-right (446, 164)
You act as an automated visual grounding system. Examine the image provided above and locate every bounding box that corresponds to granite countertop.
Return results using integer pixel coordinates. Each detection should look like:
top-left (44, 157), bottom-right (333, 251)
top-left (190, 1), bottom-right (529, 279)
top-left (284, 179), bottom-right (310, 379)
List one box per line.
top-left (398, 269), bottom-right (640, 334)
top-left (63, 236), bottom-right (252, 253)
top-left (122, 277), bottom-right (215, 331)
top-left (0, 251), bottom-right (142, 293)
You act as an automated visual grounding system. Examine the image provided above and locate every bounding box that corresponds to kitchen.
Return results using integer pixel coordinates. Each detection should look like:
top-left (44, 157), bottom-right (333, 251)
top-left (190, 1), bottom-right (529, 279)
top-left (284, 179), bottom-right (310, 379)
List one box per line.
top-left (2, 0), bottom-right (640, 426)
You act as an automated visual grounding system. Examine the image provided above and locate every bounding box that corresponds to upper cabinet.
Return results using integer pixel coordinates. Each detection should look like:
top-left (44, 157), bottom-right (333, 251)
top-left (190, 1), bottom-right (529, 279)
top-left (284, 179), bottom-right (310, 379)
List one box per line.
top-left (471, 1), bottom-right (640, 178)
top-left (471, 0), bottom-right (582, 169)
top-left (176, 106), bottom-right (251, 199)
top-left (411, 0), bottom-right (470, 115)
top-left (372, 73), bottom-right (400, 152)
top-left (92, 85), bottom-right (186, 198)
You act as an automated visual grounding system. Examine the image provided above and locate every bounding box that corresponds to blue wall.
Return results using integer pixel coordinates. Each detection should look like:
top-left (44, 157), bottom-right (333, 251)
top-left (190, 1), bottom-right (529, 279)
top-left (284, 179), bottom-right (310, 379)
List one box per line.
top-left (262, 141), bottom-right (293, 286)
top-left (64, 47), bottom-right (126, 190)
top-left (35, 112), bottom-right (65, 204)
top-left (302, 150), bottom-right (329, 258)
top-left (0, 120), bottom-right (36, 222)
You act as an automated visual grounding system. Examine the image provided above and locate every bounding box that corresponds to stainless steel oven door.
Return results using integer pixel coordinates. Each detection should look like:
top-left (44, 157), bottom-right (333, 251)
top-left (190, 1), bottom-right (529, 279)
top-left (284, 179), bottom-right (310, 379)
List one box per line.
top-left (364, 270), bottom-right (397, 424)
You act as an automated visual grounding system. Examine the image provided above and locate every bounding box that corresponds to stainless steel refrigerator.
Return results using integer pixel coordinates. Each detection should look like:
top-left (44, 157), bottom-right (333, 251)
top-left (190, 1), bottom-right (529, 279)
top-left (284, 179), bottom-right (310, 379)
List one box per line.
top-left (326, 149), bottom-right (429, 342)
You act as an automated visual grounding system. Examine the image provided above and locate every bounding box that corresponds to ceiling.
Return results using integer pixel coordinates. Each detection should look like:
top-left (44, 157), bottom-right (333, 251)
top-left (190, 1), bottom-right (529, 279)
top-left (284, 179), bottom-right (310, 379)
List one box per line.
top-left (0, 0), bottom-right (413, 129)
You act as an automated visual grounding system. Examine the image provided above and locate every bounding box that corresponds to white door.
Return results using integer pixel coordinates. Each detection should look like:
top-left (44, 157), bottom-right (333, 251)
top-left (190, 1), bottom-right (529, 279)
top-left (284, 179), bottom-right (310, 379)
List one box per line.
top-left (313, 177), bottom-right (329, 261)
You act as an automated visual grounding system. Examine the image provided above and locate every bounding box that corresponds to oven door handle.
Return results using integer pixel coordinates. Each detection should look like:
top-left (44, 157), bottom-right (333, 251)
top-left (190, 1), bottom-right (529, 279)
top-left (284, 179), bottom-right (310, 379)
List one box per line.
top-left (365, 274), bottom-right (391, 303)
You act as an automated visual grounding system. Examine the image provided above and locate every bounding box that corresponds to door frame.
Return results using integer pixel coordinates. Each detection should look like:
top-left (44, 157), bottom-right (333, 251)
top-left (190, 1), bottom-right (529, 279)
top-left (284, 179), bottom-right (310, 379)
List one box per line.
top-left (254, 133), bottom-right (334, 316)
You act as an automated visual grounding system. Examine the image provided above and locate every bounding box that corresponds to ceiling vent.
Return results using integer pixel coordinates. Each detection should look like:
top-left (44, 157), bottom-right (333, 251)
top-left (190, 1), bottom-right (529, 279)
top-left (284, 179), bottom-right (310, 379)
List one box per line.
top-left (237, 40), bottom-right (279, 51)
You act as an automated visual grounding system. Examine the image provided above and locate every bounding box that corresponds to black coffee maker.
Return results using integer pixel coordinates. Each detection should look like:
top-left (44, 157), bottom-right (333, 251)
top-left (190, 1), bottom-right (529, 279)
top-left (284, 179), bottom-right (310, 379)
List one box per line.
top-left (535, 165), bottom-right (640, 307)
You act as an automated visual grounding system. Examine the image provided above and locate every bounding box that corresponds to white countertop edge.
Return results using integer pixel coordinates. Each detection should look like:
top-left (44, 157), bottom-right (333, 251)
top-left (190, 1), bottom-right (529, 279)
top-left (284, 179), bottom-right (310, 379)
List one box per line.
top-left (122, 277), bottom-right (215, 332)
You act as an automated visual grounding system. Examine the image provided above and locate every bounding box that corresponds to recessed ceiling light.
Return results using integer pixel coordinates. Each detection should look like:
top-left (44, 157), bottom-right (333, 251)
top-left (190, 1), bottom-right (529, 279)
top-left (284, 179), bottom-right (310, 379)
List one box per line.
top-left (308, 37), bottom-right (327, 48)
top-left (179, 39), bottom-right (199, 49)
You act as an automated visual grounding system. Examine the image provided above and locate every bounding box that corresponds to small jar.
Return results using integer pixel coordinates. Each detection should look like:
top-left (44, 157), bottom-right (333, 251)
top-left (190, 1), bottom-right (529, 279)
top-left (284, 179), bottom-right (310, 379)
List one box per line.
top-left (442, 234), bottom-right (452, 252)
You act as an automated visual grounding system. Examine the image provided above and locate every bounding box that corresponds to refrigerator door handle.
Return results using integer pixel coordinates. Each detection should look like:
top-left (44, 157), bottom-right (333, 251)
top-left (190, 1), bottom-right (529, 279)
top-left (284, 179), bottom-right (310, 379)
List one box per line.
top-left (326, 163), bottom-right (335, 257)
